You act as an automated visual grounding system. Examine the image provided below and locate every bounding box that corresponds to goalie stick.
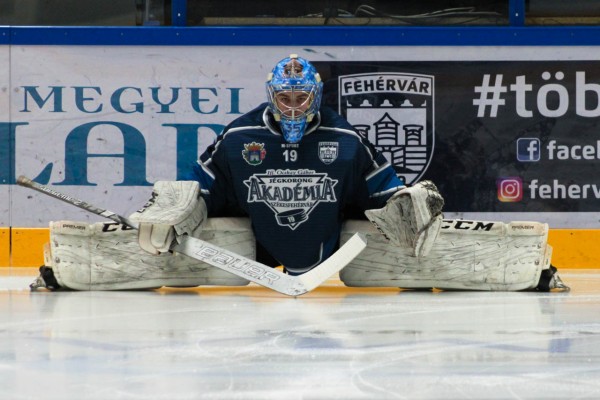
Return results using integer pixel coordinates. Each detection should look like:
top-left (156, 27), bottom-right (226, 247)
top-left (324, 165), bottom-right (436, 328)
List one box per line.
top-left (17, 175), bottom-right (367, 296)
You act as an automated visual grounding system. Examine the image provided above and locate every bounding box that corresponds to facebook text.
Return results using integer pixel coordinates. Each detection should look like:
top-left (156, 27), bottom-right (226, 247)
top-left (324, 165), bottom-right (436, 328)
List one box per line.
top-left (516, 139), bottom-right (600, 162)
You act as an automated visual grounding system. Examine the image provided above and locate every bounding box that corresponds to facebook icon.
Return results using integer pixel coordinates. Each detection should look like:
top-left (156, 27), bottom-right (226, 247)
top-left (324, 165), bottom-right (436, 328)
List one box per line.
top-left (516, 138), bottom-right (541, 162)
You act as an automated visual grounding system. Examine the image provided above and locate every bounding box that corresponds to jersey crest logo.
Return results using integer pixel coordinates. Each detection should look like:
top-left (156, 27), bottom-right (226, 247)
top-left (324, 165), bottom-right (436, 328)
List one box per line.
top-left (338, 72), bottom-right (435, 185)
top-left (318, 142), bottom-right (339, 165)
top-left (242, 142), bottom-right (267, 166)
top-left (244, 169), bottom-right (338, 230)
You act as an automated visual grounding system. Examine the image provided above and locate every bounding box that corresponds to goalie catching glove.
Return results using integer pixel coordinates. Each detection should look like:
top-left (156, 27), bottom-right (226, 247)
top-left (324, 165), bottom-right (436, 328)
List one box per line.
top-left (365, 180), bottom-right (444, 258)
top-left (129, 181), bottom-right (207, 254)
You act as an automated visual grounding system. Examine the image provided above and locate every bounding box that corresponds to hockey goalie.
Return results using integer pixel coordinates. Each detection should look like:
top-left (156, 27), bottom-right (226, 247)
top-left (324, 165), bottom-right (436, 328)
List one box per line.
top-left (32, 179), bottom-right (566, 293)
top-left (31, 55), bottom-right (567, 293)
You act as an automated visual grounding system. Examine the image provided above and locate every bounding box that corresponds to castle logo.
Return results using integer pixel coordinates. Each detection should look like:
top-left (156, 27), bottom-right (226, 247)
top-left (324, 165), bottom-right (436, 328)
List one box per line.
top-left (318, 141), bottom-right (338, 165)
top-left (242, 142), bottom-right (267, 166)
top-left (338, 72), bottom-right (435, 185)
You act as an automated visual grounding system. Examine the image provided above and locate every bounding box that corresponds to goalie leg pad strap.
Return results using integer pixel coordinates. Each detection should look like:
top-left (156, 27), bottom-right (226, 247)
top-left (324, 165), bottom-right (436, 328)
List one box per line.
top-left (47, 218), bottom-right (254, 290)
top-left (340, 219), bottom-right (551, 291)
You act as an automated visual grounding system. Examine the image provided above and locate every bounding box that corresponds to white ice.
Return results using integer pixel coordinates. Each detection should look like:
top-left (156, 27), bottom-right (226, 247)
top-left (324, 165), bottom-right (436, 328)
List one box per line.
top-left (1, 270), bottom-right (600, 400)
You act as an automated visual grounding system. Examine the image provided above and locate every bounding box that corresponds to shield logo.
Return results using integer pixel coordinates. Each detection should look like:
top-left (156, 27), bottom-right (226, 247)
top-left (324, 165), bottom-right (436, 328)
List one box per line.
top-left (318, 141), bottom-right (338, 165)
top-left (338, 72), bottom-right (435, 185)
top-left (242, 142), bottom-right (267, 166)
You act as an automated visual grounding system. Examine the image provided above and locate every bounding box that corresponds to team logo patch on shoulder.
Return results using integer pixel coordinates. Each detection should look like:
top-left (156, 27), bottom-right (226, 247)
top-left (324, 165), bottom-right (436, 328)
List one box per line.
top-left (242, 142), bottom-right (267, 166)
top-left (318, 142), bottom-right (339, 165)
top-left (244, 169), bottom-right (338, 230)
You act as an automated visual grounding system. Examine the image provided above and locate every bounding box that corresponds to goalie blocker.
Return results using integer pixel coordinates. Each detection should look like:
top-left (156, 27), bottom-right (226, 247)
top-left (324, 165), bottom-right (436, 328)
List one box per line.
top-left (33, 217), bottom-right (566, 292)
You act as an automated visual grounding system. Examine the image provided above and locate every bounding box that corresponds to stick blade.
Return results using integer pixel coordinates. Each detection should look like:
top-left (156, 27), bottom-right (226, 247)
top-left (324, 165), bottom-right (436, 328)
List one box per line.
top-left (298, 232), bottom-right (367, 292)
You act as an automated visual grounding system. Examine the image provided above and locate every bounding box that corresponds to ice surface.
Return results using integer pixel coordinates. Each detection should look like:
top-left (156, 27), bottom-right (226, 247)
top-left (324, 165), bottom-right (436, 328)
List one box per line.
top-left (1, 270), bottom-right (599, 400)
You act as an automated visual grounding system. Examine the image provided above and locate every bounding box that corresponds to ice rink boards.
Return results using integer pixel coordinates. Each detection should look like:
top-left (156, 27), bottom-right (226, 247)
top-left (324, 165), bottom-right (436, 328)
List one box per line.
top-left (1, 269), bottom-right (600, 400)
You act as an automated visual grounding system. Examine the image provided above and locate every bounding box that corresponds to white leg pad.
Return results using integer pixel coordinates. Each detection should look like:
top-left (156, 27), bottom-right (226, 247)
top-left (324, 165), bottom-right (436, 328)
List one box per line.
top-left (47, 218), bottom-right (254, 290)
top-left (340, 219), bottom-right (551, 291)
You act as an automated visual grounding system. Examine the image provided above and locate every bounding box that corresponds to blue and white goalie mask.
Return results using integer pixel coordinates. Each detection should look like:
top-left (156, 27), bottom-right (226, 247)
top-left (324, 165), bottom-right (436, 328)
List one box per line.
top-left (266, 54), bottom-right (323, 143)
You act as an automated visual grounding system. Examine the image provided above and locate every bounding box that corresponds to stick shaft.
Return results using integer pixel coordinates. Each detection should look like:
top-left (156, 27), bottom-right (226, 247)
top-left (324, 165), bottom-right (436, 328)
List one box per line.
top-left (17, 175), bottom-right (137, 228)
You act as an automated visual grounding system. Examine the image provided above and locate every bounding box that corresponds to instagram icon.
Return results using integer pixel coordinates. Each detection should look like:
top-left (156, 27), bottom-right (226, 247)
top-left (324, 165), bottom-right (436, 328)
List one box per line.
top-left (497, 177), bottom-right (523, 202)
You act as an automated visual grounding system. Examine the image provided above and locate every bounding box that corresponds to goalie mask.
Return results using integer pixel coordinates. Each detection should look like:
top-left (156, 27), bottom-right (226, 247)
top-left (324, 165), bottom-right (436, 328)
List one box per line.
top-left (266, 54), bottom-right (323, 143)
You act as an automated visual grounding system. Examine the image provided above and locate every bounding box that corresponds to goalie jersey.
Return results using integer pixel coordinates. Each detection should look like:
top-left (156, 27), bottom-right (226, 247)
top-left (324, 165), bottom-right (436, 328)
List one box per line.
top-left (184, 104), bottom-right (404, 274)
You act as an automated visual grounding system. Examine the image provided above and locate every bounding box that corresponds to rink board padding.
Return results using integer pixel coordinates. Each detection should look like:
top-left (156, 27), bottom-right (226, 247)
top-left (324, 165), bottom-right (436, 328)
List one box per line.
top-left (7, 228), bottom-right (48, 267)
top-left (547, 229), bottom-right (600, 270)
top-left (0, 228), bottom-right (8, 266)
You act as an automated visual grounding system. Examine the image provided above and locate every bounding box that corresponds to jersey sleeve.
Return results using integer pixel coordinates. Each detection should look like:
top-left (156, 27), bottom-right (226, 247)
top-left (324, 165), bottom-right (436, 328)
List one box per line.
top-left (356, 136), bottom-right (405, 210)
top-left (181, 135), bottom-right (236, 217)
top-left (318, 106), bottom-right (405, 213)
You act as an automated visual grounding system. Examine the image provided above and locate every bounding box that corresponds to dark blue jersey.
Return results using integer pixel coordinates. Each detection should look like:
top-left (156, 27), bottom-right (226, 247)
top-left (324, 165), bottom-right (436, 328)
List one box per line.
top-left (184, 103), bottom-right (404, 273)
